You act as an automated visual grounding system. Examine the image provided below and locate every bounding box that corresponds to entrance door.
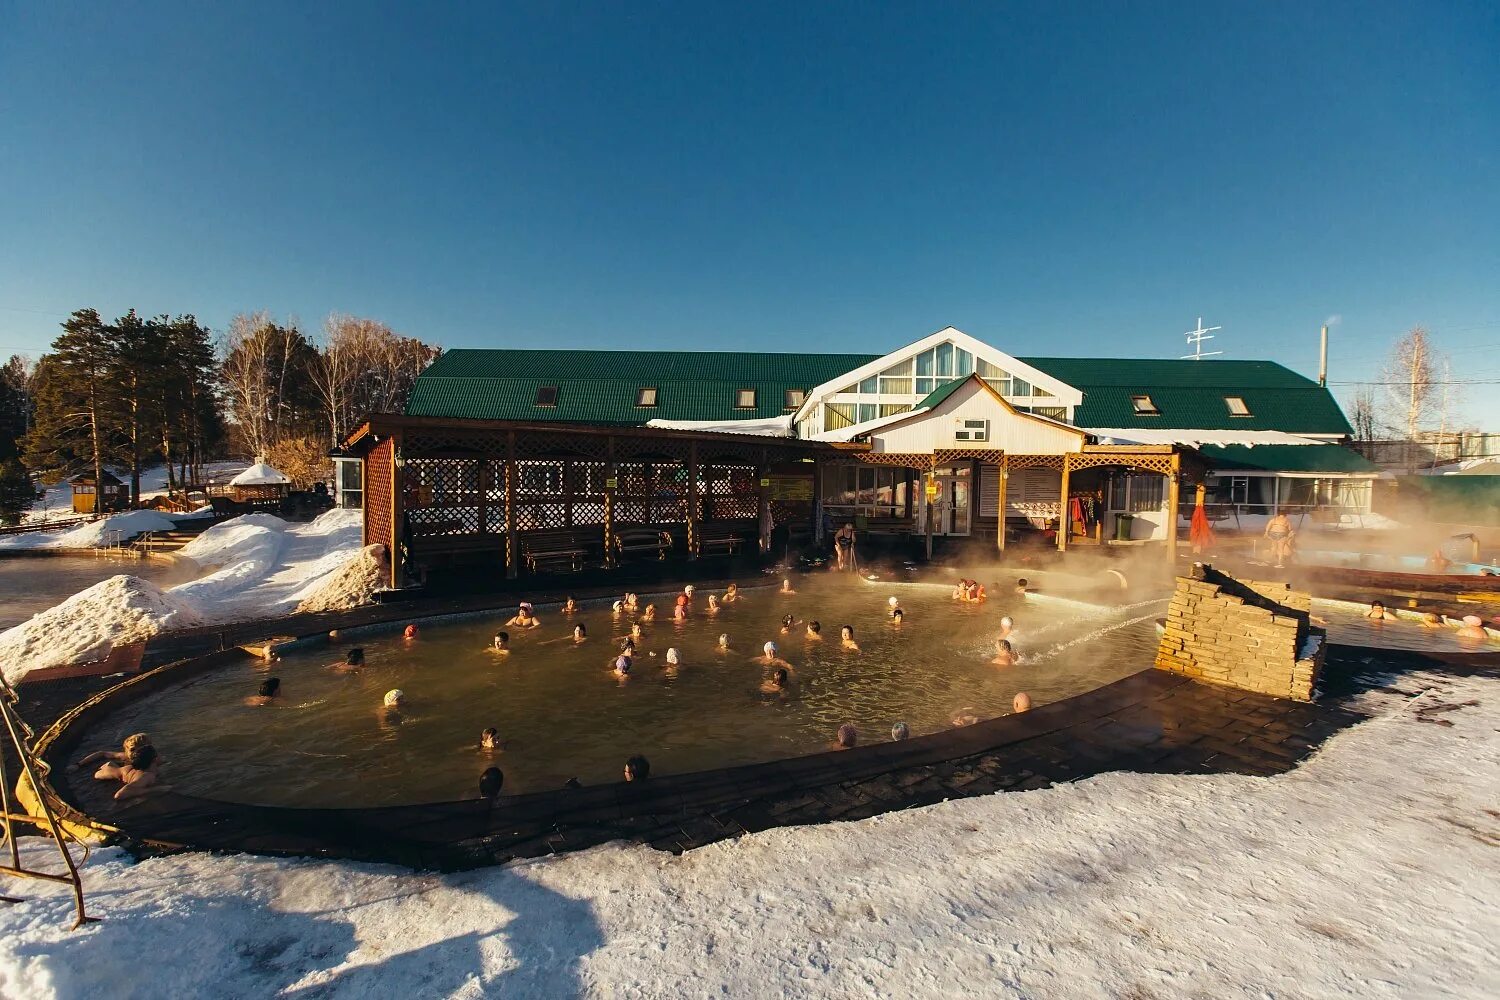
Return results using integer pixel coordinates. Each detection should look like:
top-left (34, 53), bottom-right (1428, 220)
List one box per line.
top-left (932, 468), bottom-right (971, 536)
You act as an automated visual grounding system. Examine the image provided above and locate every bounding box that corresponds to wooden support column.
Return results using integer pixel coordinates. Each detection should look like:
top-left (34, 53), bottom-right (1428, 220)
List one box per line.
top-left (563, 458), bottom-right (573, 528)
top-left (812, 457), bottom-right (825, 547)
top-left (996, 457), bottom-right (1008, 554)
top-left (603, 436), bottom-right (616, 568)
top-left (1057, 454), bottom-right (1072, 552)
top-left (756, 449), bottom-right (771, 554)
top-left (504, 430), bottom-right (518, 579)
top-left (1166, 453), bottom-right (1181, 564)
top-left (476, 458), bottom-right (489, 539)
top-left (687, 441), bottom-right (700, 557)
top-left (388, 433), bottom-right (404, 589)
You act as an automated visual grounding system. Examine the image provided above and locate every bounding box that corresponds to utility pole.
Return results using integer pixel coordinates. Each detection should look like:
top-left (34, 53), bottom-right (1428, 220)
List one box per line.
top-left (1180, 317), bottom-right (1223, 361)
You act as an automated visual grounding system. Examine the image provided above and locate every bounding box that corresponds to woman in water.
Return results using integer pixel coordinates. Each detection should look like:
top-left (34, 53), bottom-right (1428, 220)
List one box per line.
top-left (998, 616), bottom-right (1015, 641)
top-left (780, 578), bottom-right (797, 596)
top-left (890, 721), bottom-right (910, 741)
top-left (705, 594), bottom-right (721, 615)
top-left (840, 625), bottom-right (860, 651)
top-left (833, 522), bottom-right (857, 571)
top-left (624, 756), bottom-right (651, 782)
top-left (673, 602), bottom-right (688, 622)
top-left (889, 608), bottom-right (904, 627)
top-left (505, 604), bottom-right (541, 630)
top-left (572, 623), bottom-right (588, 644)
top-left (77, 733), bottom-right (161, 800)
top-left (331, 647), bottom-right (364, 673)
top-left (563, 596), bottom-right (578, 614)
top-left (663, 647), bottom-right (683, 676)
top-left (245, 677), bottom-right (281, 707)
top-left (760, 666), bottom-right (792, 696)
top-left (489, 631), bottom-right (511, 655)
top-left (992, 639), bottom-right (1017, 666)
top-left (780, 614), bottom-right (798, 634)
top-left (718, 633), bottom-right (732, 653)
top-left (756, 641), bottom-right (786, 666)
top-left (887, 596), bottom-right (902, 618)
top-left (612, 600), bottom-right (625, 616)
top-left (723, 583), bottom-right (740, 604)
top-left (629, 622), bottom-right (645, 642)
top-left (1457, 615), bottom-right (1489, 640)
top-left (623, 593), bottom-right (639, 612)
top-left (1263, 512), bottom-right (1295, 568)
top-left (481, 727), bottom-right (500, 751)
top-left (833, 723), bottom-right (858, 749)
top-left (951, 709), bottom-right (980, 727)
top-left (805, 620), bottom-right (823, 641)
top-left (642, 603), bottom-right (657, 622)
top-left (1365, 601), bottom-right (1397, 621)
top-left (612, 654), bottom-right (633, 681)
top-left (403, 623), bottom-right (419, 641)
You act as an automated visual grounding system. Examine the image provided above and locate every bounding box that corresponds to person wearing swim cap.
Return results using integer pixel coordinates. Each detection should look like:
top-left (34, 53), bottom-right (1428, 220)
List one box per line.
top-left (758, 640), bottom-right (782, 665)
top-left (613, 654), bottom-right (633, 679)
top-left (1457, 615), bottom-right (1489, 640)
top-left (998, 616), bottom-right (1015, 640)
top-left (833, 723), bottom-right (857, 749)
top-left (384, 689), bottom-right (405, 708)
top-left (403, 624), bottom-right (419, 640)
top-left (890, 721), bottom-right (910, 741)
top-left (887, 596), bottom-right (901, 618)
top-left (245, 677), bottom-right (281, 706)
top-left (664, 647), bottom-right (683, 676)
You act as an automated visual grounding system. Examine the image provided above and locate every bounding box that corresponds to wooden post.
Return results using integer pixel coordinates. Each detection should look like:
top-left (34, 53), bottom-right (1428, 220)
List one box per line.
top-left (687, 441), bottom-right (699, 557)
top-left (1166, 454), bottom-right (1181, 564)
top-left (1057, 455), bottom-right (1071, 552)
top-left (812, 457), bottom-right (824, 547)
top-left (756, 449), bottom-right (771, 554)
top-left (504, 430), bottom-right (518, 579)
top-left (388, 434), bottom-right (403, 589)
top-left (996, 458), bottom-right (1008, 554)
top-left (476, 458), bottom-right (489, 538)
top-left (603, 436), bottom-right (616, 568)
top-left (563, 458), bottom-right (573, 528)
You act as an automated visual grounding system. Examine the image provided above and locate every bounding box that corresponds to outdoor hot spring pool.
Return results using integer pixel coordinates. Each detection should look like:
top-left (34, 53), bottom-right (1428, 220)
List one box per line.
top-left (89, 577), bottom-right (1164, 808)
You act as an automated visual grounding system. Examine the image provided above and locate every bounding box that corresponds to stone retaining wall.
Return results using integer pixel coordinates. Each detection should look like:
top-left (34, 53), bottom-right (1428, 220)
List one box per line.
top-left (1156, 563), bottom-right (1325, 701)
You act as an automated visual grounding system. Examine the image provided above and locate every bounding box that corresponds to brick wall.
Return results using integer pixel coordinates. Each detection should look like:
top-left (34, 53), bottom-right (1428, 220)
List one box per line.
top-left (1155, 563), bottom-right (1325, 701)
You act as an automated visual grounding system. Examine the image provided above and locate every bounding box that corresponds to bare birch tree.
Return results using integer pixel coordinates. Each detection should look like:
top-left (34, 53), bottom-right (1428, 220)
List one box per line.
top-left (1347, 387), bottom-right (1379, 443)
top-left (311, 314), bottom-right (440, 446)
top-left (221, 312), bottom-right (320, 458)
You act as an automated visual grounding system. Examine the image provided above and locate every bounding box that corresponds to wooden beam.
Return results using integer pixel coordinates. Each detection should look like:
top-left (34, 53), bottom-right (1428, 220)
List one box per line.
top-left (603, 436), bottom-right (616, 568)
top-left (1057, 453), bottom-right (1071, 552)
top-left (504, 430), bottom-right (518, 579)
top-left (1166, 453), bottom-right (1181, 564)
top-left (996, 457), bottom-right (1008, 554)
top-left (687, 441), bottom-right (700, 557)
top-left (388, 434), bottom-right (403, 588)
top-left (757, 449), bottom-right (771, 554)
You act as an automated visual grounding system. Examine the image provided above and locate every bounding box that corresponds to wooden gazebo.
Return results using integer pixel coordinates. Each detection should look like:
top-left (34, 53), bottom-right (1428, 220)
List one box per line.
top-left (69, 471), bottom-right (127, 514)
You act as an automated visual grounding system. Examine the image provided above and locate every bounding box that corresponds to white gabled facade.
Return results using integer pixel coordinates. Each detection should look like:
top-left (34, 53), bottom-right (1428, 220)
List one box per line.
top-left (793, 327), bottom-right (1083, 437)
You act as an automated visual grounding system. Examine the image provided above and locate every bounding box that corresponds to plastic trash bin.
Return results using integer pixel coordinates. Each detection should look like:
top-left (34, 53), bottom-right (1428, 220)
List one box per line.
top-left (1114, 513), bottom-right (1134, 541)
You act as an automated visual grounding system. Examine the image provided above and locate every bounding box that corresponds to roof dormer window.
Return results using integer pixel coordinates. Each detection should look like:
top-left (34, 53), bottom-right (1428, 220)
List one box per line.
top-left (735, 389), bottom-right (757, 409)
top-left (534, 386), bottom-right (559, 407)
top-left (784, 389), bottom-right (806, 410)
top-left (1225, 396), bottom-right (1251, 416)
top-left (636, 387), bottom-right (659, 407)
top-left (1130, 395), bottom-right (1160, 415)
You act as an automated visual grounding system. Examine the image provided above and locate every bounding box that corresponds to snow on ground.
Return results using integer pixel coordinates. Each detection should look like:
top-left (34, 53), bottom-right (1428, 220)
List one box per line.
top-left (0, 509), bottom-right (368, 681)
top-left (21, 461), bottom-right (250, 525)
top-left (0, 510), bottom-right (180, 551)
top-left (0, 667), bottom-right (1495, 999)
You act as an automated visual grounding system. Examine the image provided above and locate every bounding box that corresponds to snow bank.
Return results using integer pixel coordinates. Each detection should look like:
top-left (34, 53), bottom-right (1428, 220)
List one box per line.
top-left (0, 576), bottom-right (204, 683)
top-left (0, 668), bottom-right (1493, 998)
top-left (295, 544), bottom-right (387, 613)
top-left (0, 510), bottom-right (179, 551)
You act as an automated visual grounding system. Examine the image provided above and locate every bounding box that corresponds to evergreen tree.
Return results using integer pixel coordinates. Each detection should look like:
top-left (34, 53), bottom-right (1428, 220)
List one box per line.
top-left (156, 315), bottom-right (223, 490)
top-left (21, 309), bottom-right (119, 512)
top-left (0, 458), bottom-right (36, 526)
top-left (110, 309), bottom-right (165, 505)
top-left (0, 354), bottom-right (33, 462)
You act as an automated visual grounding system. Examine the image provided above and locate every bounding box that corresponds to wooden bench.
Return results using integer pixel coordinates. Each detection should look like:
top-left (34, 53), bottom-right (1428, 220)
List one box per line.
top-left (614, 526), bottom-right (672, 561)
top-left (697, 524), bottom-right (747, 556)
top-left (522, 528), bottom-right (598, 573)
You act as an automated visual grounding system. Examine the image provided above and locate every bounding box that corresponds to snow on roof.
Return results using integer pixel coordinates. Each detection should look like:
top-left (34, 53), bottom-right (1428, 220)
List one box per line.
top-left (229, 461), bottom-right (292, 486)
top-left (805, 408), bottom-right (931, 442)
top-left (1084, 428), bottom-right (1329, 448)
top-left (643, 415), bottom-right (795, 437)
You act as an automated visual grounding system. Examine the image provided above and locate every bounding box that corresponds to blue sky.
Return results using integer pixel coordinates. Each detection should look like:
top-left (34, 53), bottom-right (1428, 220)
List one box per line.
top-left (2, 3), bottom-right (1497, 425)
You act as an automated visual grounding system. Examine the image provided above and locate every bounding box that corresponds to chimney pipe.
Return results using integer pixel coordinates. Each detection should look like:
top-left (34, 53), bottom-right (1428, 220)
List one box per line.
top-left (1318, 325), bottom-right (1328, 387)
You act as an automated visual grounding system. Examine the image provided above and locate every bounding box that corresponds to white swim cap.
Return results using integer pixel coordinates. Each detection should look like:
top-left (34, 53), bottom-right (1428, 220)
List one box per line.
top-left (888, 596), bottom-right (899, 607)
top-left (684, 585), bottom-right (695, 594)
top-left (383, 689), bottom-right (404, 707)
top-left (1000, 616), bottom-right (1014, 628)
top-left (615, 655), bottom-right (631, 672)
top-left (666, 647), bottom-right (680, 664)
top-left (719, 633), bottom-right (729, 646)
top-left (612, 600), bottom-right (623, 611)
top-left (1463, 615), bottom-right (1483, 627)
top-left (764, 641), bottom-right (778, 655)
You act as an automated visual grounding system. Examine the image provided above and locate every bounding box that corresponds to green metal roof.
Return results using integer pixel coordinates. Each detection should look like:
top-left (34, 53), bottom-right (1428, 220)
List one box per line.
top-left (913, 374), bottom-right (977, 411)
top-left (1017, 357), bottom-right (1352, 435)
top-left (1197, 444), bottom-right (1379, 473)
top-left (406, 349), bottom-right (876, 423)
top-left (405, 349), bottom-right (1353, 436)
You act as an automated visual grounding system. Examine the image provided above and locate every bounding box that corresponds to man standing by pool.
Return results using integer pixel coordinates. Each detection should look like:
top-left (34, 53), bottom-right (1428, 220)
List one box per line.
top-left (1264, 511), bottom-right (1295, 569)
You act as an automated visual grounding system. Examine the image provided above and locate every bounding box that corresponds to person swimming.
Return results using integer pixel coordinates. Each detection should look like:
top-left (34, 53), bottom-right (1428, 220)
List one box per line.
top-left (890, 721), bottom-right (910, 741)
top-left (723, 583), bottom-right (739, 603)
top-left (664, 647), bottom-right (683, 675)
top-left (624, 755), bottom-right (651, 782)
top-left (629, 622), bottom-right (644, 641)
top-left (384, 689), bottom-right (406, 709)
top-left (780, 614), bottom-right (797, 634)
top-left (613, 654), bottom-right (633, 679)
top-left (1012, 692), bottom-right (1032, 713)
top-left (572, 623), bottom-right (588, 643)
top-left (998, 616), bottom-right (1015, 640)
top-left (1421, 612), bottom-right (1444, 629)
top-left (758, 640), bottom-right (784, 665)
top-left (331, 647), bottom-right (364, 673)
top-left (563, 596), bottom-right (578, 613)
top-left (889, 608), bottom-right (904, 626)
top-left (245, 676), bottom-right (281, 707)
top-left (951, 710), bottom-right (980, 727)
top-left (805, 620), bottom-right (822, 640)
top-left (1457, 615), bottom-right (1489, 640)
top-left (623, 593), bottom-right (640, 612)
top-left (992, 639), bottom-right (1016, 666)
top-left (642, 603), bottom-right (657, 622)
top-left (760, 666), bottom-right (791, 695)
top-left (683, 584), bottom-right (696, 604)
top-left (506, 604), bottom-right (540, 629)
top-left (481, 727), bottom-right (500, 751)
top-left (840, 624), bottom-right (859, 650)
top-left (620, 637), bottom-right (637, 655)
top-left (479, 767), bottom-right (504, 801)
top-left (489, 631), bottom-right (511, 654)
top-left (706, 594), bottom-right (721, 614)
top-left (612, 600), bottom-right (625, 615)
top-left (1014, 578), bottom-right (1029, 595)
top-left (780, 578), bottom-right (797, 595)
top-left (887, 596), bottom-right (902, 617)
top-left (1366, 601), bottom-right (1396, 621)
top-left (834, 723), bottom-right (857, 749)
top-left (77, 732), bottom-right (160, 800)
top-left (673, 602), bottom-right (687, 622)
top-left (718, 633), bottom-right (731, 651)
top-left (403, 624), bottom-right (419, 640)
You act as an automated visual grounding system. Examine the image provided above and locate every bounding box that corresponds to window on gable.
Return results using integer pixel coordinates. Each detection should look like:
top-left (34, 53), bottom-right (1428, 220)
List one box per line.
top-left (784, 388), bottom-right (806, 410)
top-left (1225, 396), bottom-right (1251, 416)
top-left (1131, 395), bottom-right (1160, 415)
top-left (535, 386), bottom-right (559, 407)
top-left (735, 388), bottom-right (757, 409)
top-left (636, 387), bottom-right (658, 407)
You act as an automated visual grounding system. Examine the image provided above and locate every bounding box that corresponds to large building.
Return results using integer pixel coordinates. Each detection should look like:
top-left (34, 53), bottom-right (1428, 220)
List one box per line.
top-left (343, 327), bottom-right (1377, 586)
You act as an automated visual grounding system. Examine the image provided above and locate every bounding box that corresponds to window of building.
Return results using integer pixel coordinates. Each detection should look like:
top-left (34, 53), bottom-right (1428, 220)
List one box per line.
top-left (857, 403), bottom-right (877, 423)
top-left (784, 388), bottom-right (806, 410)
top-left (955, 418), bottom-right (989, 442)
top-left (825, 402), bottom-right (855, 430)
top-left (535, 386), bottom-right (559, 407)
top-left (1225, 396), bottom-right (1251, 416)
top-left (1130, 395), bottom-right (1159, 415)
top-left (879, 376), bottom-right (913, 394)
top-left (735, 388), bottom-right (757, 409)
top-left (878, 403), bottom-right (912, 417)
top-left (1011, 377), bottom-right (1032, 396)
top-left (1109, 473), bottom-right (1166, 512)
top-left (858, 376), bottom-right (878, 394)
top-left (636, 387), bottom-right (659, 407)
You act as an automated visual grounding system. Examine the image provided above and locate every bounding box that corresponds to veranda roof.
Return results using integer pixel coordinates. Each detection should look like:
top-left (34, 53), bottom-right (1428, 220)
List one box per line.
top-left (229, 462), bottom-right (292, 486)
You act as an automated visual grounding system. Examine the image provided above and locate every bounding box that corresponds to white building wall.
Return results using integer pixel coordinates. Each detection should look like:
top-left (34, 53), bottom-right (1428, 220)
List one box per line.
top-left (867, 381), bottom-right (1085, 456)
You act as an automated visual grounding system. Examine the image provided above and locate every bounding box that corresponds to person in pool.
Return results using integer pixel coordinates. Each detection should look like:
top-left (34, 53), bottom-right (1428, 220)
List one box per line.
top-left (723, 583), bottom-right (740, 604)
top-left (998, 616), bottom-right (1015, 641)
top-left (1264, 512), bottom-right (1295, 568)
top-left (489, 631), bottom-right (511, 655)
top-left (479, 767), bottom-right (504, 801)
top-left (1420, 612), bottom-right (1445, 629)
top-left (77, 733), bottom-right (161, 800)
top-left (780, 578), bottom-right (797, 596)
top-left (624, 755), bottom-right (651, 782)
top-left (951, 709), bottom-right (980, 727)
top-left (683, 584), bottom-right (696, 605)
top-left (805, 620), bottom-right (823, 641)
top-left (612, 654), bottom-right (633, 680)
top-left (887, 596), bottom-right (902, 618)
top-left (673, 602), bottom-right (688, 622)
top-left (1012, 692), bottom-right (1032, 713)
top-left (383, 689), bottom-right (406, 709)
top-left (1366, 601), bottom-right (1397, 621)
top-left (563, 596), bottom-right (578, 614)
top-left (1457, 615), bottom-right (1489, 640)
top-left (331, 647), bottom-right (364, 673)
top-left (992, 639), bottom-right (1017, 666)
top-left (888, 608), bottom-right (904, 627)
top-left (890, 721), bottom-right (910, 741)
top-left (612, 600), bottom-right (625, 615)
top-left (481, 727), bottom-right (501, 751)
top-left (403, 623), bottom-right (419, 640)
top-left (623, 593), bottom-right (640, 612)
top-left (1015, 578), bottom-right (1030, 595)
top-left (718, 633), bottom-right (731, 651)
top-left (642, 603), bottom-right (657, 622)
top-left (756, 641), bottom-right (789, 666)
top-left (245, 677), bottom-right (281, 707)
top-left (840, 625), bottom-right (860, 651)
top-left (619, 637), bottom-right (637, 656)
top-left (572, 623), bottom-right (588, 644)
top-left (505, 605), bottom-right (541, 629)
top-left (663, 647), bottom-right (683, 676)
top-left (760, 666), bottom-right (792, 696)
top-left (629, 622), bottom-right (645, 641)
top-left (706, 594), bottom-right (721, 615)
top-left (780, 614), bottom-right (798, 634)
top-left (833, 723), bottom-right (857, 749)
top-left (833, 522), bottom-right (857, 571)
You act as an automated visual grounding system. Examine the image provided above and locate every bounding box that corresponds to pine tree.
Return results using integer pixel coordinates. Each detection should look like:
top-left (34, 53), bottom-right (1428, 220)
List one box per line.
top-left (110, 309), bottom-right (166, 505)
top-left (21, 309), bottom-right (120, 513)
top-left (0, 458), bottom-right (36, 526)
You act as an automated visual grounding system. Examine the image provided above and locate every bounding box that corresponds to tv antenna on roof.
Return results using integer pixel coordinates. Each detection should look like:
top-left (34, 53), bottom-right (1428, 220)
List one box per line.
top-left (1180, 317), bottom-right (1223, 361)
